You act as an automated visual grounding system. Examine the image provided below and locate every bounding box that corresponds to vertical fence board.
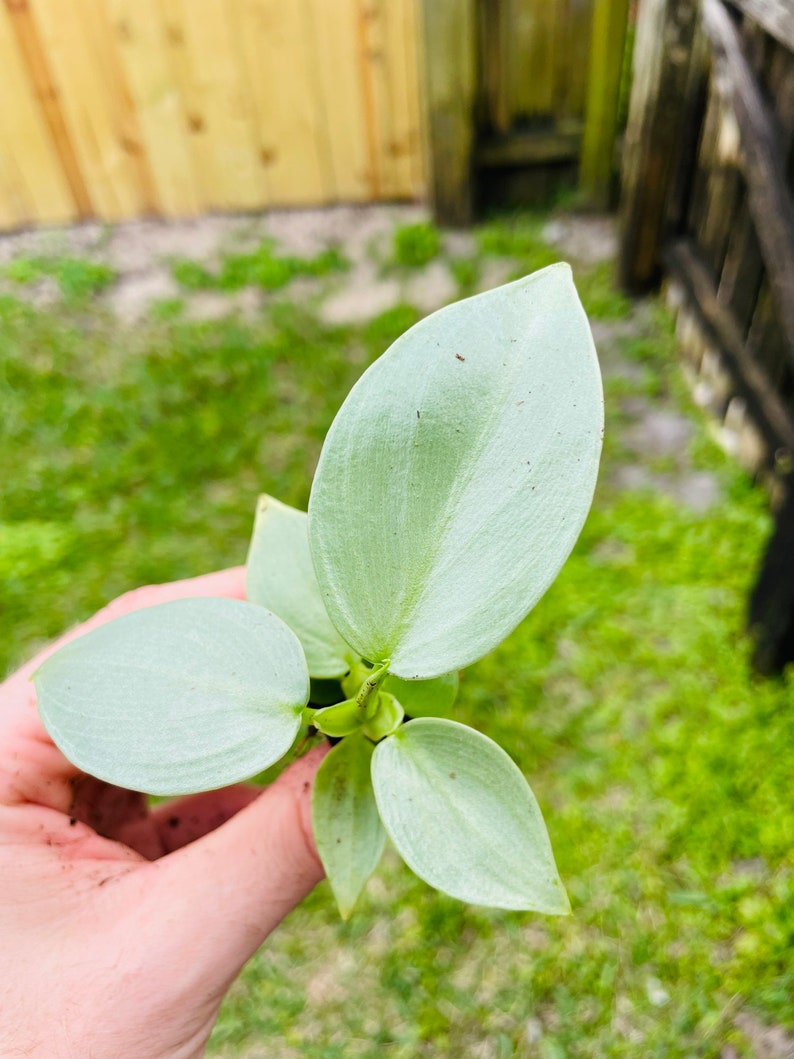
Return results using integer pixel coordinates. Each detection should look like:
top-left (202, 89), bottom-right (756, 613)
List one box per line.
top-left (619, 0), bottom-right (704, 290)
top-left (307, 0), bottom-right (372, 201)
top-left (580, 0), bottom-right (631, 207)
top-left (401, 0), bottom-right (427, 197)
top-left (28, 0), bottom-right (148, 219)
top-left (419, 0), bottom-right (477, 223)
top-left (103, 0), bottom-right (202, 217)
top-left (161, 0), bottom-right (268, 211)
top-left (557, 0), bottom-right (595, 117)
top-left (230, 0), bottom-right (331, 207)
top-left (508, 0), bottom-right (559, 118)
top-left (0, 3), bottom-right (75, 224)
top-left (381, 0), bottom-right (424, 198)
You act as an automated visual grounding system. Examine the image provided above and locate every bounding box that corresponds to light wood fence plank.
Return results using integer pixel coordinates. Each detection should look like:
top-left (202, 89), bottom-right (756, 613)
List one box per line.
top-left (381, 0), bottom-right (424, 198)
top-left (104, 0), bottom-right (202, 217)
top-left (230, 0), bottom-right (332, 207)
top-left (160, 0), bottom-right (266, 211)
top-left (29, 0), bottom-right (150, 219)
top-left (0, 3), bottom-right (75, 225)
top-left (306, 0), bottom-right (371, 201)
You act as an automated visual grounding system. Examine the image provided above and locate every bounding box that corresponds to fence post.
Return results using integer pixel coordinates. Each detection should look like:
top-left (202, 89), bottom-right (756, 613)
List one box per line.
top-left (579, 0), bottom-right (631, 209)
top-left (419, 0), bottom-right (477, 225)
top-left (618, 0), bottom-right (706, 291)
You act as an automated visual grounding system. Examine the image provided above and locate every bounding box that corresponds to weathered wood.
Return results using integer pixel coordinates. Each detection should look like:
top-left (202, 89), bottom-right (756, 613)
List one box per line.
top-left (666, 19), bottom-right (710, 233)
top-left (748, 474), bottom-right (794, 674)
top-left (717, 197), bottom-right (765, 335)
top-left (700, 102), bottom-right (743, 273)
top-left (703, 0), bottom-right (794, 372)
top-left (478, 122), bottom-right (582, 167)
top-left (419, 0), bottom-right (476, 224)
top-left (619, 0), bottom-right (705, 291)
top-left (579, 0), bottom-right (631, 208)
top-left (727, 0), bottom-right (794, 54)
top-left (665, 237), bottom-right (794, 454)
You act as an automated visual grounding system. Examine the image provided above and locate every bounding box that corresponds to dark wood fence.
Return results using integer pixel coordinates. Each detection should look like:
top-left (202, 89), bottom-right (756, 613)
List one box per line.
top-left (619, 0), bottom-right (794, 671)
top-left (421, 0), bottom-right (632, 223)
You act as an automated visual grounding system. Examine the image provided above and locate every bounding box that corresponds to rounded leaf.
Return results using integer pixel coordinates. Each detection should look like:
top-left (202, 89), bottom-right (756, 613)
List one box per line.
top-left (371, 718), bottom-right (570, 913)
top-left (34, 598), bottom-right (309, 796)
top-left (309, 266), bottom-right (603, 678)
top-left (247, 494), bottom-right (350, 678)
top-left (313, 733), bottom-right (386, 918)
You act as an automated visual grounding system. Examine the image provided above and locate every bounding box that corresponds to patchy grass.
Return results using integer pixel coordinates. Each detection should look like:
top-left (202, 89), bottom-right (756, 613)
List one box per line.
top-left (1, 212), bottom-right (792, 1057)
top-left (391, 222), bottom-right (441, 269)
top-left (171, 240), bottom-right (349, 293)
top-left (3, 254), bottom-right (116, 303)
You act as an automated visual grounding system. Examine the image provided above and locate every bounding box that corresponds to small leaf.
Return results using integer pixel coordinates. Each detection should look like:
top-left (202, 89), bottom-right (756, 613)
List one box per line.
top-left (246, 494), bottom-right (349, 678)
top-left (371, 718), bottom-right (570, 913)
top-left (313, 733), bottom-right (386, 918)
top-left (311, 699), bottom-right (363, 737)
top-left (363, 691), bottom-right (404, 741)
top-left (309, 266), bottom-right (603, 679)
top-left (34, 598), bottom-right (308, 796)
top-left (384, 671), bottom-right (459, 718)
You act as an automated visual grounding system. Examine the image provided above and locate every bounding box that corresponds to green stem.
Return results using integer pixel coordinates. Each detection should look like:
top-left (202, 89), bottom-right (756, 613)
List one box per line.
top-left (355, 660), bottom-right (390, 720)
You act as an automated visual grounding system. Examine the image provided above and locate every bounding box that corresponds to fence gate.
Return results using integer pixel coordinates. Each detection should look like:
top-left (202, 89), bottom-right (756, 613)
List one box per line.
top-left (619, 0), bottom-right (794, 671)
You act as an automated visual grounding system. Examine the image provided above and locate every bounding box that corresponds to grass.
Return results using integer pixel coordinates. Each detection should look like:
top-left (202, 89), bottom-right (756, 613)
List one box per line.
top-left (3, 254), bottom-right (116, 304)
top-left (1, 211), bottom-right (793, 1057)
top-left (171, 240), bottom-right (348, 293)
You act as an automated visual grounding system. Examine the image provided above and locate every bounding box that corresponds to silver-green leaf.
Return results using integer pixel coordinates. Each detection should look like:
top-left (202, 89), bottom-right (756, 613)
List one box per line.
top-left (34, 598), bottom-right (309, 796)
top-left (308, 266), bottom-right (603, 679)
top-left (371, 718), bottom-right (570, 913)
top-left (313, 732), bottom-right (386, 918)
top-left (246, 494), bottom-right (350, 678)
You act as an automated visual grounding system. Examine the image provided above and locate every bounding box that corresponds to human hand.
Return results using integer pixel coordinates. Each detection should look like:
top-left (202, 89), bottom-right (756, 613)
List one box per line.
top-left (0, 569), bottom-right (326, 1059)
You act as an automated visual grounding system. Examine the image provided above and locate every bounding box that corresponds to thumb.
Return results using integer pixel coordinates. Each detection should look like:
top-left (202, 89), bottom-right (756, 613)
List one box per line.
top-left (118, 745), bottom-right (329, 996)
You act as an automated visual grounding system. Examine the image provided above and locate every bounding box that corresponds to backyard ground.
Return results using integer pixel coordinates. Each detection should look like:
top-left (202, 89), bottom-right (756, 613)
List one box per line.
top-left (1, 205), bottom-right (793, 1058)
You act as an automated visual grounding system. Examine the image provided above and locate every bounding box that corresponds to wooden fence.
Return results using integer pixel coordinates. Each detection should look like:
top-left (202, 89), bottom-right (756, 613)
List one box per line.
top-left (0, 0), bottom-right (425, 230)
top-left (619, 0), bottom-right (794, 671)
top-left (0, 0), bottom-right (632, 231)
top-left (423, 0), bottom-right (632, 222)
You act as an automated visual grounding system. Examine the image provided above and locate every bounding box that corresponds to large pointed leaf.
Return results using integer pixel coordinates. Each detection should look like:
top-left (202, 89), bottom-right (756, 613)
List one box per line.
top-left (34, 598), bottom-right (309, 796)
top-left (371, 718), bottom-right (570, 913)
top-left (308, 266), bottom-right (603, 679)
top-left (246, 494), bottom-right (349, 678)
top-left (313, 732), bottom-right (386, 918)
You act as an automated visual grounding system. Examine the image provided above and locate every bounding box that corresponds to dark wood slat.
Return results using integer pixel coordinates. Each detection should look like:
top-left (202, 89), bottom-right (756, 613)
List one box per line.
top-left (726, 0), bottom-right (794, 53)
top-left (703, 0), bottom-right (794, 372)
top-left (618, 0), bottom-right (705, 292)
top-left (419, 0), bottom-right (477, 225)
top-left (665, 237), bottom-right (794, 454)
top-left (477, 123), bottom-right (582, 167)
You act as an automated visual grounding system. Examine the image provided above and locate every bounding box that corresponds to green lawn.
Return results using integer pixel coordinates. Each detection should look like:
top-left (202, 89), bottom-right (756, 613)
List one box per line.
top-left (1, 213), bottom-right (792, 1057)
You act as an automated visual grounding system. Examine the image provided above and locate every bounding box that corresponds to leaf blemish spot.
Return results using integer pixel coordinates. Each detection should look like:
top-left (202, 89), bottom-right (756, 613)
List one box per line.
top-left (449, 771), bottom-right (456, 779)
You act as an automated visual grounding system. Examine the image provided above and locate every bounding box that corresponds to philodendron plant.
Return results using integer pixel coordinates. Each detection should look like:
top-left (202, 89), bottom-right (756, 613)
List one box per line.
top-left (34, 264), bottom-right (603, 919)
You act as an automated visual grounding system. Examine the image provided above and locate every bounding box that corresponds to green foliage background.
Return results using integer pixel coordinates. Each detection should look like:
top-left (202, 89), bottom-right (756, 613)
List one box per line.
top-left (1, 215), bottom-right (792, 1056)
